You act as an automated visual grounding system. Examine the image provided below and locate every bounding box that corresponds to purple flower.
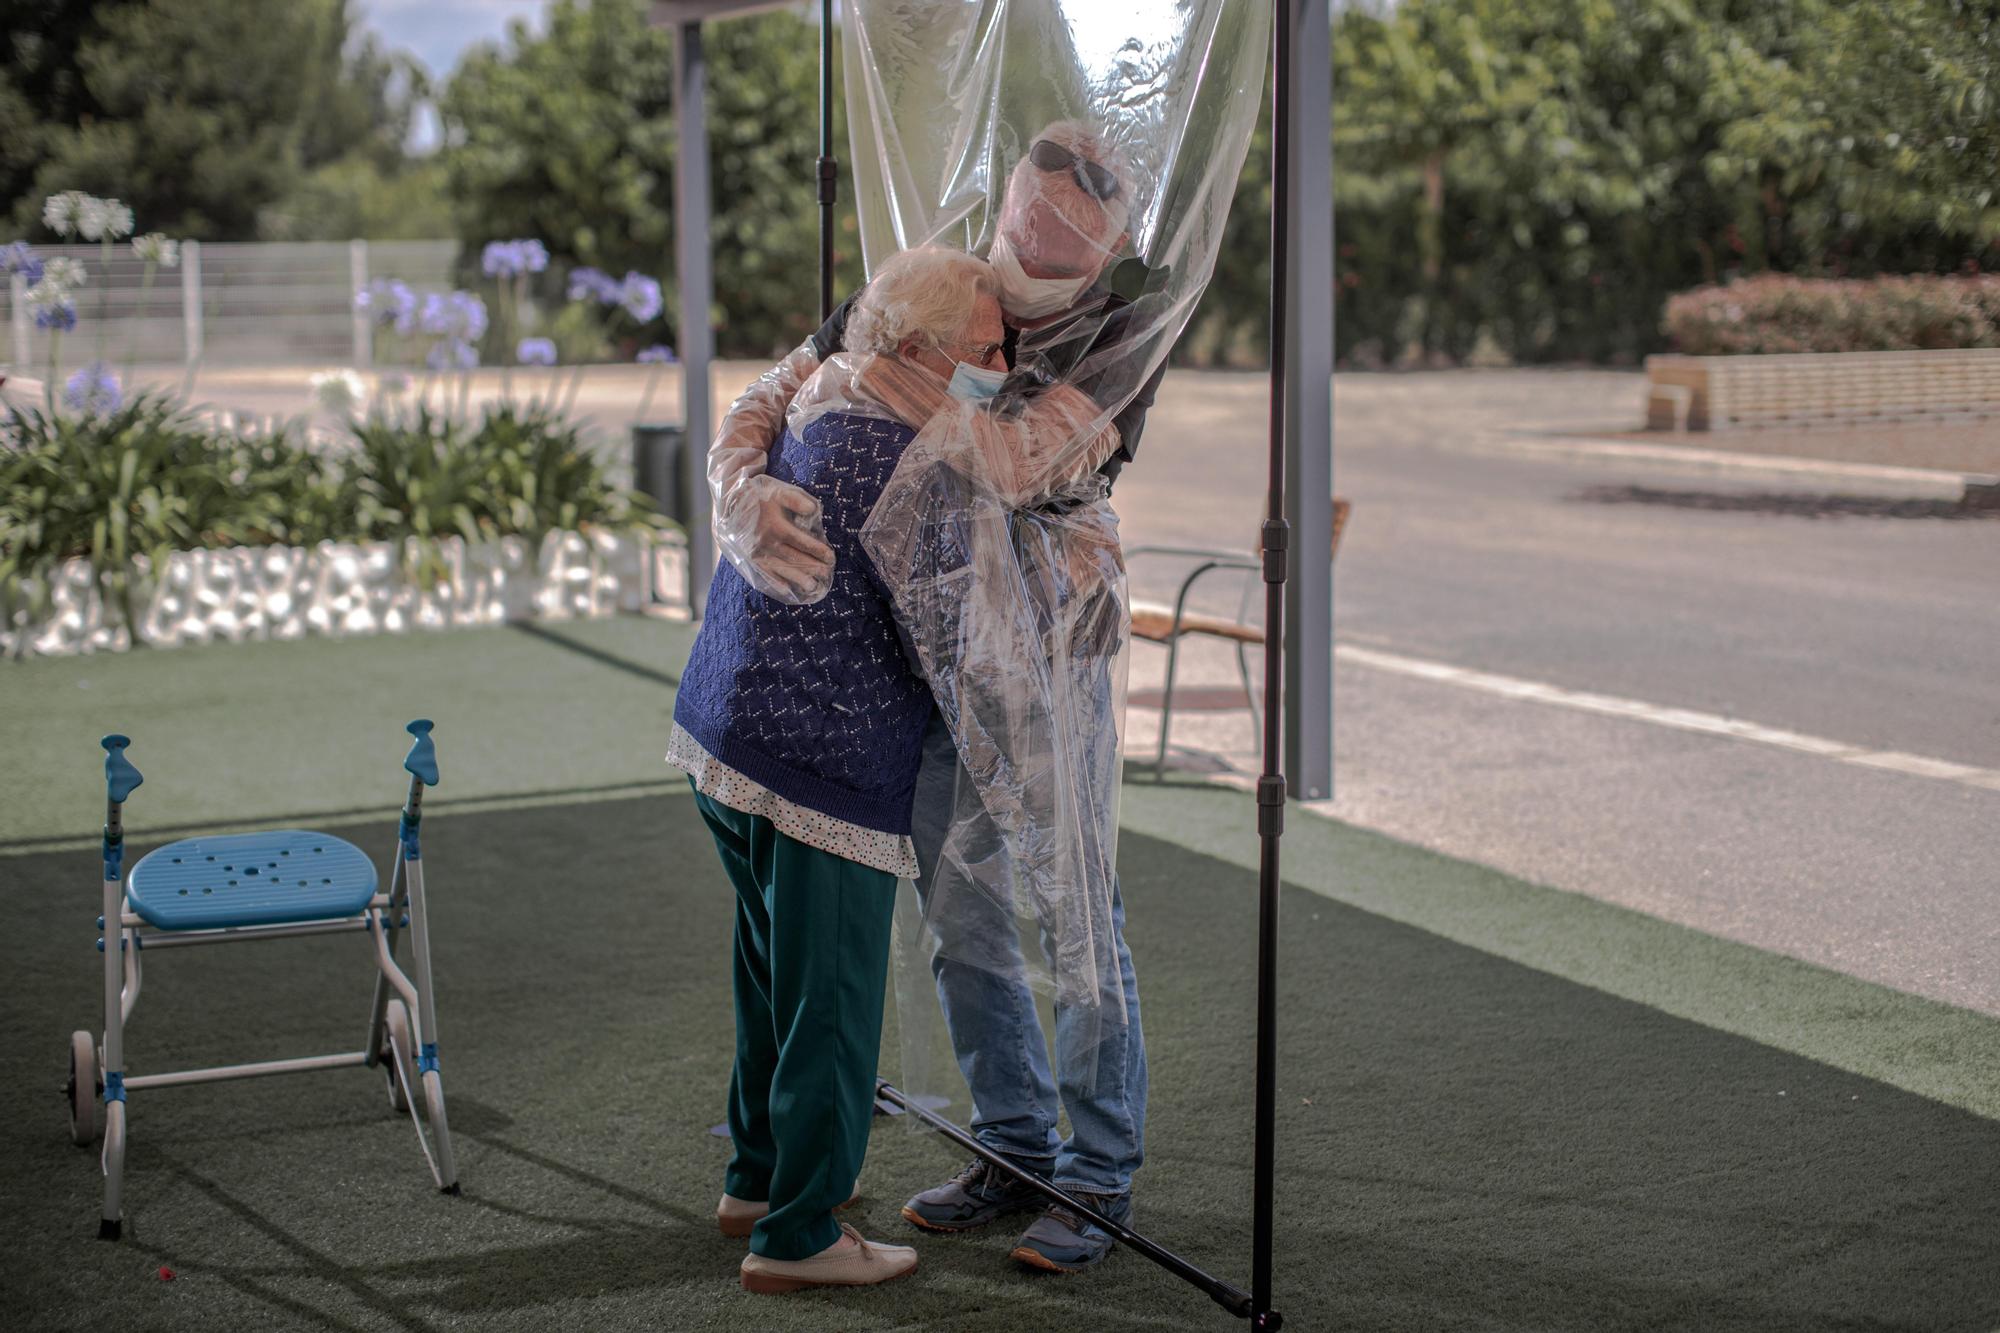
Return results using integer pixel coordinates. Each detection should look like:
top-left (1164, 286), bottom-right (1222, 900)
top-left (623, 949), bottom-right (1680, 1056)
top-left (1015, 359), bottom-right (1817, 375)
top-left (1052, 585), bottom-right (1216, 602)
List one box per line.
top-left (636, 344), bottom-right (677, 364)
top-left (64, 361), bottom-right (121, 414)
top-left (426, 339), bottom-right (479, 371)
top-left (451, 290), bottom-right (488, 340)
top-left (482, 239), bottom-right (551, 278)
top-left (355, 278), bottom-right (417, 335)
top-left (417, 289), bottom-right (487, 341)
top-left (33, 299), bottom-right (77, 332)
top-left (517, 337), bottom-right (558, 366)
top-left (618, 272), bottom-right (664, 322)
top-left (567, 267), bottom-right (620, 304)
top-left (418, 291), bottom-right (453, 336)
top-left (1, 241), bottom-right (43, 286)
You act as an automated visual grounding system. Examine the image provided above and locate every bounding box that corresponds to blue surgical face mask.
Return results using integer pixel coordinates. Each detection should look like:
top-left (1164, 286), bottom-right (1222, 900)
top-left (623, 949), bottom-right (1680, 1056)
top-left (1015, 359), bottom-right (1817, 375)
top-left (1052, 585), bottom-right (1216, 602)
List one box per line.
top-left (947, 361), bottom-right (1008, 401)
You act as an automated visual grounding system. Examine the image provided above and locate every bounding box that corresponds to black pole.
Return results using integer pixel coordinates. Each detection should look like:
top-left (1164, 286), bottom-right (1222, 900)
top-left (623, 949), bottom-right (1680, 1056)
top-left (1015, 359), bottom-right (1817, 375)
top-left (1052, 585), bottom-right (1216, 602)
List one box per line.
top-left (817, 0), bottom-right (837, 322)
top-left (876, 1080), bottom-right (1255, 1317)
top-left (1252, 2), bottom-right (1294, 1329)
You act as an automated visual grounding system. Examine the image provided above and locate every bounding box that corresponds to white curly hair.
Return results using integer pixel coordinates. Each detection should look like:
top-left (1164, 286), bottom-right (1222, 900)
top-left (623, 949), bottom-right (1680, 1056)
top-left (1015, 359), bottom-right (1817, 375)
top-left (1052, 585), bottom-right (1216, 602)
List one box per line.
top-left (846, 246), bottom-right (1000, 357)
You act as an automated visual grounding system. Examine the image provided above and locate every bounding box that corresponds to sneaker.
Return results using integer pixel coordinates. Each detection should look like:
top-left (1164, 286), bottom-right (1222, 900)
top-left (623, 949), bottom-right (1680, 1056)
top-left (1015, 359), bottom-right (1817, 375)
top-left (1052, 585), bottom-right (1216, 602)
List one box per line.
top-left (1009, 1190), bottom-right (1130, 1273)
top-left (900, 1156), bottom-right (1050, 1233)
top-left (717, 1187), bottom-right (862, 1239)
top-left (739, 1223), bottom-right (917, 1293)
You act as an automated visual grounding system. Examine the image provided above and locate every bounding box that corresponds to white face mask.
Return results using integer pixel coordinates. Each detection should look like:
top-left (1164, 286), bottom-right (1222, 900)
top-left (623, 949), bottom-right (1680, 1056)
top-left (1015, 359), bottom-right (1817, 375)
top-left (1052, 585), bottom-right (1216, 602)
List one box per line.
top-left (947, 360), bottom-right (1008, 401)
top-left (988, 232), bottom-right (1095, 320)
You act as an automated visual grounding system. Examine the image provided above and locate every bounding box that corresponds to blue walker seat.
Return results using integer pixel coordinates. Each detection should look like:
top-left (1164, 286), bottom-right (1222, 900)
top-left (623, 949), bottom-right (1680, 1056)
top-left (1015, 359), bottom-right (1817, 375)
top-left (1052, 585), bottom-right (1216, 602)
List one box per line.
top-left (78, 720), bottom-right (456, 1243)
top-left (127, 831), bottom-right (379, 931)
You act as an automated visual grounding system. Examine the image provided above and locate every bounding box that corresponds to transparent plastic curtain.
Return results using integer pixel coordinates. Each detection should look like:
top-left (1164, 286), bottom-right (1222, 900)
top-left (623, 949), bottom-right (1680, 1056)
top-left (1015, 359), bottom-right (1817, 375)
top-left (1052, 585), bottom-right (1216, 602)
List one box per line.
top-left (840, 0), bottom-right (1270, 1102)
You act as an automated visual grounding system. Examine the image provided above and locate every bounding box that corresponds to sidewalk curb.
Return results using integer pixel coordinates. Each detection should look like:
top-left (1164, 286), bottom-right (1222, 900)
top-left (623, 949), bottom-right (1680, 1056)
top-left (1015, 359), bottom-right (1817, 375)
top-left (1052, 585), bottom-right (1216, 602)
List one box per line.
top-left (1463, 432), bottom-right (2000, 503)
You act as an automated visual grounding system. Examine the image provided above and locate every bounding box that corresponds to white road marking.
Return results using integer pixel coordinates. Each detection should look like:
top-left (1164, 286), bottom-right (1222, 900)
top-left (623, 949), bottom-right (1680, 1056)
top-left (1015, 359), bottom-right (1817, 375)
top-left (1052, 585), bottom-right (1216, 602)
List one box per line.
top-left (1334, 643), bottom-right (2000, 795)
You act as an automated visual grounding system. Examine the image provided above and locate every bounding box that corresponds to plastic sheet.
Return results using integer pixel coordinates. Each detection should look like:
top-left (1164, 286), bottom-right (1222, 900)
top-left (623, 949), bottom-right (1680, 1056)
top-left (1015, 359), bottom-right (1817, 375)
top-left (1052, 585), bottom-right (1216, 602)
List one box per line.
top-left (835, 0), bottom-right (1271, 1099)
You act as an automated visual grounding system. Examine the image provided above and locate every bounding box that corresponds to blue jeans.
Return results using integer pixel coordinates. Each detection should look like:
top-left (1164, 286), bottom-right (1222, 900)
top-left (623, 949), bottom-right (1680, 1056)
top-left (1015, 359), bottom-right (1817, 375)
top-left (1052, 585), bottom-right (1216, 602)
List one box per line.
top-left (909, 709), bottom-right (1148, 1195)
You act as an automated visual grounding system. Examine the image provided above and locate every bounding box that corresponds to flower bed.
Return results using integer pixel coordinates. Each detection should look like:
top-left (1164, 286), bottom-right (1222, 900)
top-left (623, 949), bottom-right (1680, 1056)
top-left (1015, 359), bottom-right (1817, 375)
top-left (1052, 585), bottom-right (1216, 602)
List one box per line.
top-left (4, 208), bottom-right (689, 657)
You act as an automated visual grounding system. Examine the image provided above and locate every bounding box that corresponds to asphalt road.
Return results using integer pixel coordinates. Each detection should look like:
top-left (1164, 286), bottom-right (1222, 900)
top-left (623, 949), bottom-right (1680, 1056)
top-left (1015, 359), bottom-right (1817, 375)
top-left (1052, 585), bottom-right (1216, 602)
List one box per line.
top-left (1113, 367), bottom-right (2000, 1017)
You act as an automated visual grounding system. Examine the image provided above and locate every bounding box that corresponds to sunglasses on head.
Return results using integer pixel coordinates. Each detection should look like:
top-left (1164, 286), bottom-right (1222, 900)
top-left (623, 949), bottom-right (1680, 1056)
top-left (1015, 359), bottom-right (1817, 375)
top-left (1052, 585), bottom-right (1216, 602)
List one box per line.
top-left (1029, 138), bottom-right (1121, 202)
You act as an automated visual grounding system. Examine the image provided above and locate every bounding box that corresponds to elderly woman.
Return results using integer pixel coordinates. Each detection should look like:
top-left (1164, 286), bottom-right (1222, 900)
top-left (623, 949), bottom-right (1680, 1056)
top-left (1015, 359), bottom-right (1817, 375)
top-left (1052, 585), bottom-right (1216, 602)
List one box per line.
top-left (668, 245), bottom-right (1007, 1294)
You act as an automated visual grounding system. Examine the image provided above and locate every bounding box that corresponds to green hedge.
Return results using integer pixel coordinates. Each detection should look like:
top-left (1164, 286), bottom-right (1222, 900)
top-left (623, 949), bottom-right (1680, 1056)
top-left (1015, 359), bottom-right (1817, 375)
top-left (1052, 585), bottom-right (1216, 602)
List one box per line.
top-left (1663, 276), bottom-right (2000, 356)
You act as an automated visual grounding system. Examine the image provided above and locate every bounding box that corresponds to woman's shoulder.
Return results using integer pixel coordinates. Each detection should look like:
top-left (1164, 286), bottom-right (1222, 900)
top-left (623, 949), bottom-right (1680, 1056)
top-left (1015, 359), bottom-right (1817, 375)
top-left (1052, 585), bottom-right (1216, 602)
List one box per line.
top-left (792, 410), bottom-right (920, 477)
top-left (797, 408), bottom-right (919, 447)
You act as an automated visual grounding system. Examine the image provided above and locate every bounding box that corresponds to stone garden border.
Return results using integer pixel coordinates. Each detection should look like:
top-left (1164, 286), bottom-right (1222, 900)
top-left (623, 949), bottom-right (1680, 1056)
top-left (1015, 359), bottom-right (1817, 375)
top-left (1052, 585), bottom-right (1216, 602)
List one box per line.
top-left (2, 528), bottom-right (687, 658)
top-left (1645, 347), bottom-right (2000, 431)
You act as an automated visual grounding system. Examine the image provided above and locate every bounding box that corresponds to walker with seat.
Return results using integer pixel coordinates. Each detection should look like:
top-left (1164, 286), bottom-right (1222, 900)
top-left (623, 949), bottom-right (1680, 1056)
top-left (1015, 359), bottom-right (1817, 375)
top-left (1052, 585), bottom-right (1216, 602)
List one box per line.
top-left (66, 720), bottom-right (459, 1239)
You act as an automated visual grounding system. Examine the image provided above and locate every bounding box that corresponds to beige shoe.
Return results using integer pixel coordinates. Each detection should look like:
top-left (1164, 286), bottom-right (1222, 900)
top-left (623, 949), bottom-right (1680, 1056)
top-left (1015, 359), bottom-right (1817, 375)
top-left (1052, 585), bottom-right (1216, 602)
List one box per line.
top-left (739, 1223), bottom-right (917, 1293)
top-left (717, 1187), bottom-right (863, 1239)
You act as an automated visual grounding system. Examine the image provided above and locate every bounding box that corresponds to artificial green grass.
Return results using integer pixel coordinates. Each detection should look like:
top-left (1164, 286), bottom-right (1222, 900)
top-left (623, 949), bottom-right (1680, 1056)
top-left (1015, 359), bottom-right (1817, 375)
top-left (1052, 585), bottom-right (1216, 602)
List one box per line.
top-left (3, 620), bottom-right (1998, 1330)
top-left (0, 616), bottom-right (695, 852)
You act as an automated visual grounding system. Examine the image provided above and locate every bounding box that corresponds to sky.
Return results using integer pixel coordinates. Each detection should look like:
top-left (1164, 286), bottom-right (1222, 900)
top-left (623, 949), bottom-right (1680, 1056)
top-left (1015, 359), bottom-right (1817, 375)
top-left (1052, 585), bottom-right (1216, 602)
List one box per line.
top-left (354, 0), bottom-right (549, 83)
top-left (352, 0), bottom-right (548, 151)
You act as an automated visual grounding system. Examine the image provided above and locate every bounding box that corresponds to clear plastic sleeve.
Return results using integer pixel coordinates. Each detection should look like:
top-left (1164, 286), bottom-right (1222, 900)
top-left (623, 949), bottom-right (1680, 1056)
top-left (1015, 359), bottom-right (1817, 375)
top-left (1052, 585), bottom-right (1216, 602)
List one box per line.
top-left (840, 0), bottom-right (1272, 1101)
top-left (707, 340), bottom-right (837, 604)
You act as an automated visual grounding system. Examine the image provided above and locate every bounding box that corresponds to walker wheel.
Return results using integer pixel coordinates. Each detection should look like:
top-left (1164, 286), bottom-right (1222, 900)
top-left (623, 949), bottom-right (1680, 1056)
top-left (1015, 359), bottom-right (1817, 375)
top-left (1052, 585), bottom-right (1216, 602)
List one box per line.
top-left (67, 1030), bottom-right (100, 1145)
top-left (382, 1001), bottom-right (415, 1114)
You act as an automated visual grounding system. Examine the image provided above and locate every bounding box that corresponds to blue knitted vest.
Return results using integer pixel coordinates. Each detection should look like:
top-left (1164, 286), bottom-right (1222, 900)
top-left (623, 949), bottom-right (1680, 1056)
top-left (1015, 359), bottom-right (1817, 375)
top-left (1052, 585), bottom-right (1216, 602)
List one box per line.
top-left (673, 410), bottom-right (934, 835)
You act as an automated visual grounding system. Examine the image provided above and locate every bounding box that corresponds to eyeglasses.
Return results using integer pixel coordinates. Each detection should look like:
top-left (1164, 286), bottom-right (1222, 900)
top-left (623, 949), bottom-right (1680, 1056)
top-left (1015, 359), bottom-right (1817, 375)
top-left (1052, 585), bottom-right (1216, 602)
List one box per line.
top-left (1029, 138), bottom-right (1122, 202)
top-left (928, 333), bottom-right (1006, 364)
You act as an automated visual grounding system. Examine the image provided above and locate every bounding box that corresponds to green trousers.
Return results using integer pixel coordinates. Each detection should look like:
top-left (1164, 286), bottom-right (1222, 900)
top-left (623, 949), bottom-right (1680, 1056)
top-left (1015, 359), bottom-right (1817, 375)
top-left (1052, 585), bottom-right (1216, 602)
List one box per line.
top-left (692, 787), bottom-right (898, 1260)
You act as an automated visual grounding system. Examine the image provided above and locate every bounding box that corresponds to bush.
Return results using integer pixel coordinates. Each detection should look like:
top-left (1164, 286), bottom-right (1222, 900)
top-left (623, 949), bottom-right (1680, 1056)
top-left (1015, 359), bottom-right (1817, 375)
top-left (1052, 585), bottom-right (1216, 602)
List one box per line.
top-left (1663, 275), bottom-right (2000, 356)
top-left (1, 392), bottom-right (668, 644)
top-left (0, 393), bottom-right (345, 634)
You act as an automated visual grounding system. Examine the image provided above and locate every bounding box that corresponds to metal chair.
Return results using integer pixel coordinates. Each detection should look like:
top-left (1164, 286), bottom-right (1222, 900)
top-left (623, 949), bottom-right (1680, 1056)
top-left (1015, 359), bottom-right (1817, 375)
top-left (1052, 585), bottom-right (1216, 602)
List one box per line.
top-left (1127, 498), bottom-right (1350, 778)
top-left (68, 721), bottom-right (458, 1240)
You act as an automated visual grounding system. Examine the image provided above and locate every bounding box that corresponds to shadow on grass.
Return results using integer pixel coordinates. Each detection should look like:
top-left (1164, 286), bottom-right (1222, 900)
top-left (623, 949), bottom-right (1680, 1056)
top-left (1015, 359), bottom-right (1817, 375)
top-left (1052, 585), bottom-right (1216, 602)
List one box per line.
top-left (509, 619), bottom-right (682, 687)
top-left (4, 792), bottom-right (1996, 1331)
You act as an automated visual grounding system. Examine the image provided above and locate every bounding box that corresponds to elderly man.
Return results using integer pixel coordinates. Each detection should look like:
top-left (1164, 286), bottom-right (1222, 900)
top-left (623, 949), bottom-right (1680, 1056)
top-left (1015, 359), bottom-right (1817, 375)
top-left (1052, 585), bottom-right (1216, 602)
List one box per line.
top-left (706, 121), bottom-right (1163, 1275)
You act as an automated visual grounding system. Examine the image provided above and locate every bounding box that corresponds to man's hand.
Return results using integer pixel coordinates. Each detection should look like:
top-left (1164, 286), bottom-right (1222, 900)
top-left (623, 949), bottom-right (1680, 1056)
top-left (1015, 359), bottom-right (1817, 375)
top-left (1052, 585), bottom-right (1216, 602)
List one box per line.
top-left (713, 469), bottom-right (837, 604)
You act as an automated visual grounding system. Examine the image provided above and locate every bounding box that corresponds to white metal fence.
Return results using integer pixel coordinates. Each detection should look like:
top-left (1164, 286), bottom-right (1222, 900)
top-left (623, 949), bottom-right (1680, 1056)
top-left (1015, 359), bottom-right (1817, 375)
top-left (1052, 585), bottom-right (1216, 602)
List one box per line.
top-left (4, 239), bottom-right (459, 370)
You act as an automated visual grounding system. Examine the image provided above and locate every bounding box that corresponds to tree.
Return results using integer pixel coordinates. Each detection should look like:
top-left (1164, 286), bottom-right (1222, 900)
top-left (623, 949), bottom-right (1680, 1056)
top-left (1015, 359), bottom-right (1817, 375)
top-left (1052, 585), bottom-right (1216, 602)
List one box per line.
top-left (439, 0), bottom-right (858, 358)
top-left (5, 0), bottom-right (428, 240)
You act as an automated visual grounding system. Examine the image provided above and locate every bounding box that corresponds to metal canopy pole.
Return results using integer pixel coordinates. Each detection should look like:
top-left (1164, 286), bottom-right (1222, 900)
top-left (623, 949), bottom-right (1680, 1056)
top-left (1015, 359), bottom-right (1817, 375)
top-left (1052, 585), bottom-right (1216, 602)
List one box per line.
top-left (1282, 0), bottom-right (1333, 801)
top-left (674, 21), bottom-right (716, 616)
top-left (817, 0), bottom-right (838, 322)
top-left (1252, 0), bottom-right (1296, 1326)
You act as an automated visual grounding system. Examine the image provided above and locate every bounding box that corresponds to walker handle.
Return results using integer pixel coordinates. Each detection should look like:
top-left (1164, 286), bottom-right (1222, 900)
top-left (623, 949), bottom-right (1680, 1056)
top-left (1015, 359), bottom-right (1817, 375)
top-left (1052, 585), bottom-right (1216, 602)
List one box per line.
top-left (102, 735), bottom-right (143, 804)
top-left (402, 720), bottom-right (439, 787)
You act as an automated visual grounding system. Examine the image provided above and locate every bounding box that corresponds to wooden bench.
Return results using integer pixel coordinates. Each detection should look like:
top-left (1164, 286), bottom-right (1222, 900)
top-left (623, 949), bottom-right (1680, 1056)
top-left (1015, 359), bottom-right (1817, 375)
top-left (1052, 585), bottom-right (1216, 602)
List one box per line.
top-left (1644, 348), bottom-right (2000, 431)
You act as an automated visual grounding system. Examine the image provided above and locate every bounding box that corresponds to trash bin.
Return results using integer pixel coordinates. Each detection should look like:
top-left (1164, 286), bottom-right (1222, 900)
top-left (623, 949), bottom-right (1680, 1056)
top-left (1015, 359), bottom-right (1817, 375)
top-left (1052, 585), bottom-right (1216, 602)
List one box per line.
top-left (630, 423), bottom-right (694, 529)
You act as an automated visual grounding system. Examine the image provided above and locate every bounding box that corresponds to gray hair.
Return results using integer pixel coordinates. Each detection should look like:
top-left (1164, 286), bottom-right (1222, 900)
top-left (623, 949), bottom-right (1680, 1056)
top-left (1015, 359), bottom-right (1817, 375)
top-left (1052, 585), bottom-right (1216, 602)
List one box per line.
top-left (847, 246), bottom-right (1000, 357)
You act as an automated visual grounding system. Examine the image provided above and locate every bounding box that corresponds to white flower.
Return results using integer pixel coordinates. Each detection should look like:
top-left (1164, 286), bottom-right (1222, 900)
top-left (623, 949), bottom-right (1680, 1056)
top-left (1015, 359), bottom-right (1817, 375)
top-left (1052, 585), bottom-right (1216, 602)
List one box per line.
top-left (24, 282), bottom-right (70, 315)
top-left (102, 200), bottom-right (135, 240)
top-left (42, 191), bottom-right (86, 237)
top-left (34, 257), bottom-right (88, 294)
top-left (131, 233), bottom-right (179, 267)
top-left (76, 196), bottom-right (110, 241)
top-left (310, 368), bottom-right (368, 417)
